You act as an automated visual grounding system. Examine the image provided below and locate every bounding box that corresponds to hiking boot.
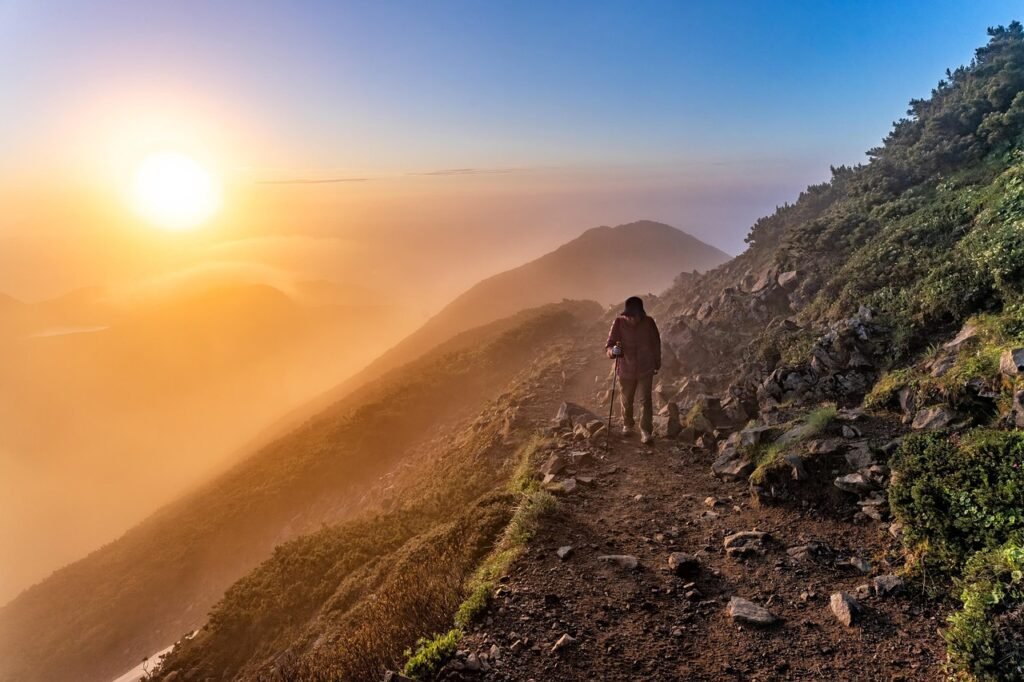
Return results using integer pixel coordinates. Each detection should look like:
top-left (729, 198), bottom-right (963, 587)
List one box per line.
top-left (641, 430), bottom-right (654, 445)
top-left (621, 425), bottom-right (635, 436)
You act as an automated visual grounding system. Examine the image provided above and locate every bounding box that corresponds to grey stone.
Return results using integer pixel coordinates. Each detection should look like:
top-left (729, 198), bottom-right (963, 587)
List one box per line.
top-left (911, 405), bottom-right (958, 430)
top-left (542, 453), bottom-right (566, 475)
top-left (598, 554), bottom-right (639, 570)
top-left (873, 574), bottom-right (904, 597)
top-left (844, 442), bottom-right (876, 470)
top-left (829, 591), bottom-right (860, 627)
top-left (556, 545), bottom-right (573, 560)
top-left (727, 596), bottom-right (778, 626)
top-left (711, 450), bottom-right (754, 481)
top-left (724, 530), bottom-right (770, 557)
top-left (834, 472), bottom-right (877, 494)
top-left (1001, 348), bottom-right (1024, 377)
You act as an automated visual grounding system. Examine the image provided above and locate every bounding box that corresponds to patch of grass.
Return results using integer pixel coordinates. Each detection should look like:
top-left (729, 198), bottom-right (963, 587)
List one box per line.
top-left (946, 542), bottom-right (1024, 680)
top-left (454, 487), bottom-right (557, 628)
top-left (403, 628), bottom-right (462, 679)
top-left (864, 367), bottom-right (920, 410)
top-left (804, 404), bottom-right (838, 434)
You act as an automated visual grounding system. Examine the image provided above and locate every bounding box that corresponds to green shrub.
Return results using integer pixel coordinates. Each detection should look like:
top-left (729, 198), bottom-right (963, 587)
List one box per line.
top-left (890, 430), bottom-right (1024, 570)
top-left (946, 543), bottom-right (1024, 680)
top-left (805, 404), bottom-right (838, 433)
top-left (403, 628), bottom-right (462, 679)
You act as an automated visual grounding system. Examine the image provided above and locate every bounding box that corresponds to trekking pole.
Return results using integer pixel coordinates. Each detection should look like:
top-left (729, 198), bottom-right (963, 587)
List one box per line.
top-left (606, 357), bottom-right (618, 446)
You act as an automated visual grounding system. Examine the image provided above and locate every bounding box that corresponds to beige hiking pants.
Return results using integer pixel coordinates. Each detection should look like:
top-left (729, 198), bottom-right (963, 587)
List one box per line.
top-left (619, 373), bottom-right (654, 433)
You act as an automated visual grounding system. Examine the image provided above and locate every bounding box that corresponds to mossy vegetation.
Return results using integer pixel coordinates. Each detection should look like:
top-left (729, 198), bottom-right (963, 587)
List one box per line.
top-left (403, 629), bottom-right (463, 680)
top-left (946, 543), bottom-right (1024, 681)
top-left (891, 431), bottom-right (1024, 679)
top-left (864, 310), bottom-right (1024, 424)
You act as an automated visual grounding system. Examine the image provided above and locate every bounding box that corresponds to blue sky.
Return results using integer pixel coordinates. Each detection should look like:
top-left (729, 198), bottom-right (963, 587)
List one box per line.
top-left (1, 0), bottom-right (1022, 256)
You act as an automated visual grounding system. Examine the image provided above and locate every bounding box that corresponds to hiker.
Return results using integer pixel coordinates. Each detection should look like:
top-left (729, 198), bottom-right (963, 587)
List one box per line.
top-left (606, 296), bottom-right (661, 444)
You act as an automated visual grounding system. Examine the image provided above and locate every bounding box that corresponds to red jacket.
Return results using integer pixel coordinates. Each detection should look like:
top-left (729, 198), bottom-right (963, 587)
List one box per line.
top-left (605, 314), bottom-right (661, 379)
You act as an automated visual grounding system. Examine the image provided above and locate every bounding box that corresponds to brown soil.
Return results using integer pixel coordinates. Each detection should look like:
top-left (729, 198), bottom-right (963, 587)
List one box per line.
top-left (455, 348), bottom-right (945, 681)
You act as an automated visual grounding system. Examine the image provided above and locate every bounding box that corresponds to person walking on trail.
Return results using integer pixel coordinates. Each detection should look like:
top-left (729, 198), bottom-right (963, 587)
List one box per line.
top-left (606, 296), bottom-right (661, 445)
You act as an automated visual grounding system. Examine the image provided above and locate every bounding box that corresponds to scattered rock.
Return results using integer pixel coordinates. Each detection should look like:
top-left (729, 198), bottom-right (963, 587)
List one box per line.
top-left (556, 545), bottom-right (573, 560)
top-left (911, 405), bottom-right (958, 431)
top-left (739, 424), bottom-right (780, 449)
top-left (568, 450), bottom-right (596, 467)
top-left (873, 574), bottom-right (904, 597)
top-left (1000, 348), bottom-right (1024, 377)
top-left (727, 596), bottom-right (778, 626)
top-left (704, 496), bottom-right (722, 508)
top-left (829, 591), bottom-right (860, 627)
top-left (724, 530), bottom-right (770, 558)
top-left (551, 633), bottom-right (576, 653)
top-left (667, 552), bottom-right (700, 576)
top-left (561, 478), bottom-right (577, 493)
top-left (944, 322), bottom-right (980, 351)
top-left (844, 442), bottom-right (876, 470)
top-left (777, 270), bottom-right (800, 290)
top-left (847, 556), bottom-right (872, 574)
top-left (598, 555), bottom-right (639, 570)
top-left (712, 450), bottom-right (754, 481)
top-left (834, 472), bottom-right (877, 494)
top-left (542, 453), bottom-right (566, 476)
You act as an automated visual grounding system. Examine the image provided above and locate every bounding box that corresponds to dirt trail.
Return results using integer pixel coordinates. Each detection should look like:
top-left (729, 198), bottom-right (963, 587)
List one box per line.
top-left (457, 347), bottom-right (945, 681)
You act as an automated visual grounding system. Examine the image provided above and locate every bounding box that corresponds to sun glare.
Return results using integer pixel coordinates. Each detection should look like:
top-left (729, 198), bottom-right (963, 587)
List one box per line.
top-left (131, 151), bottom-right (221, 231)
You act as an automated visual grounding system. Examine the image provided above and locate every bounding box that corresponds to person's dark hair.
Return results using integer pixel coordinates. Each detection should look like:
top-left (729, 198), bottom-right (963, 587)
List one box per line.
top-left (623, 296), bottom-right (646, 318)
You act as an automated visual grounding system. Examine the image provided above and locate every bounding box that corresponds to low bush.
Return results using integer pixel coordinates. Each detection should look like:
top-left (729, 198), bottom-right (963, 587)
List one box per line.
top-left (946, 543), bottom-right (1024, 680)
top-left (889, 430), bottom-right (1024, 571)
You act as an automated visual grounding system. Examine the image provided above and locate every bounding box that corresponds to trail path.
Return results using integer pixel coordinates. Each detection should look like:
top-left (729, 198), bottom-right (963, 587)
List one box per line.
top-left (456, 346), bottom-right (944, 681)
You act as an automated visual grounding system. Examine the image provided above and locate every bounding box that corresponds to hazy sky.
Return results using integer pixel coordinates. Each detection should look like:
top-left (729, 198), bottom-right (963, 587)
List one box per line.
top-left (0, 0), bottom-right (1021, 302)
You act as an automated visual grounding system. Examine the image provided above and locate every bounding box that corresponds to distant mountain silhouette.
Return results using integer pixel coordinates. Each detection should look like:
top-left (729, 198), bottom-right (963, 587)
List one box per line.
top-left (342, 220), bottom-right (727, 390)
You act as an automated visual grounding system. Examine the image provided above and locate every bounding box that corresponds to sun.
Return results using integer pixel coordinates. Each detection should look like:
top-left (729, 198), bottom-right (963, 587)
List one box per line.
top-left (130, 151), bottom-right (222, 231)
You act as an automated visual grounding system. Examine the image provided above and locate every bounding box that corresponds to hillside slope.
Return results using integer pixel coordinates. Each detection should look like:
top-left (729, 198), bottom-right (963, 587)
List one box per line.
top-left (0, 300), bottom-right (601, 682)
top-left (0, 282), bottom-right (409, 606)
top-left (149, 23), bottom-right (1024, 682)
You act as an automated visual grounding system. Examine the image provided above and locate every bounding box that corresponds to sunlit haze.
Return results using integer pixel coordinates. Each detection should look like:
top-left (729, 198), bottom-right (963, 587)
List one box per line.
top-left (2, 6), bottom-right (1024, 680)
